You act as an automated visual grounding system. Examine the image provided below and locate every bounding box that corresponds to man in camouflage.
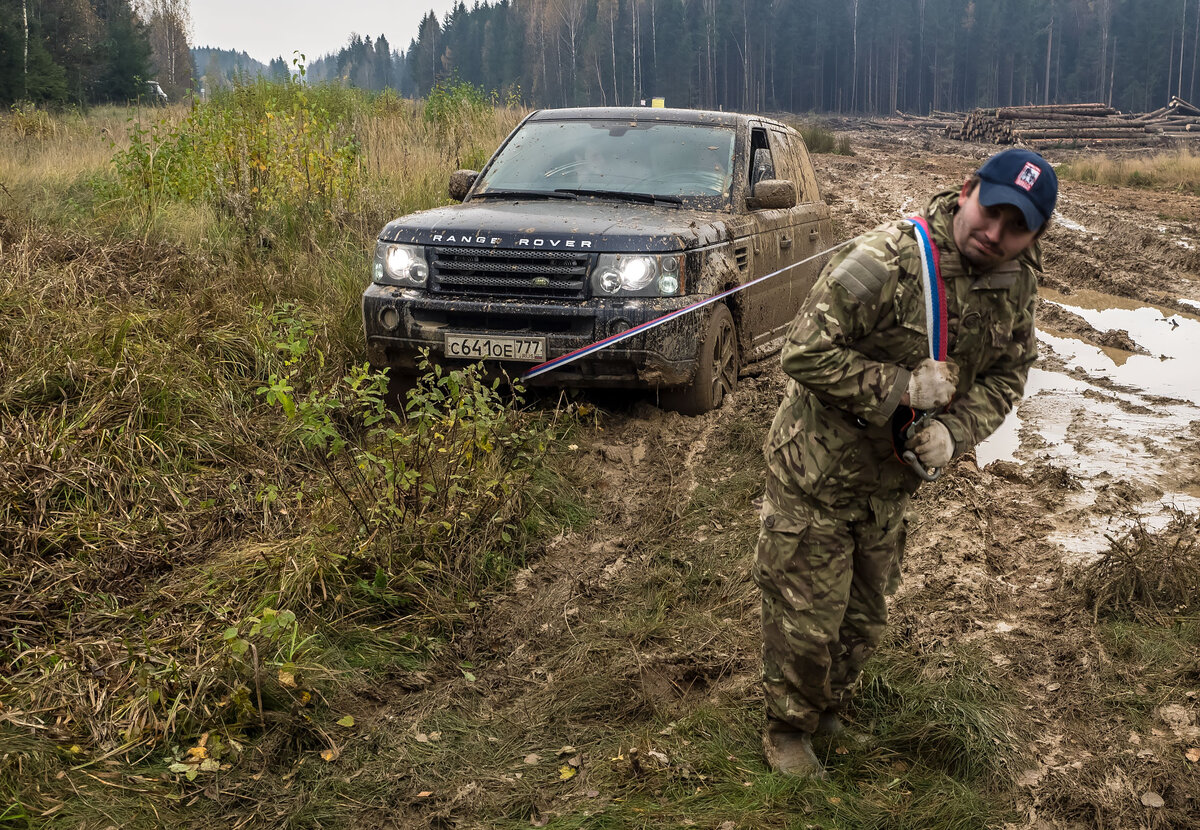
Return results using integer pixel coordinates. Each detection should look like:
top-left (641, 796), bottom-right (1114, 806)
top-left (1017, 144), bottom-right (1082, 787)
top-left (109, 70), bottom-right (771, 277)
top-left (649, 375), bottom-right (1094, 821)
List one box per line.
top-left (755, 148), bottom-right (1058, 776)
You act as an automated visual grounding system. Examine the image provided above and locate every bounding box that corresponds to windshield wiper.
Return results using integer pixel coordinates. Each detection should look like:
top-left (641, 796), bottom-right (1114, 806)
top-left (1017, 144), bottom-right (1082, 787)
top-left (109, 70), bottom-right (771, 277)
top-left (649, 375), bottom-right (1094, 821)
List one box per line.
top-left (473, 189), bottom-right (579, 200)
top-left (555, 188), bottom-right (684, 205)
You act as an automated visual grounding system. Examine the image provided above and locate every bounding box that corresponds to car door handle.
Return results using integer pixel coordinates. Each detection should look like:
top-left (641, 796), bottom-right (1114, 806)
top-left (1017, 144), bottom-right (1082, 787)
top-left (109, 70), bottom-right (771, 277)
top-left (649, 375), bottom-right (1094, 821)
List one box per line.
top-left (780, 235), bottom-right (792, 249)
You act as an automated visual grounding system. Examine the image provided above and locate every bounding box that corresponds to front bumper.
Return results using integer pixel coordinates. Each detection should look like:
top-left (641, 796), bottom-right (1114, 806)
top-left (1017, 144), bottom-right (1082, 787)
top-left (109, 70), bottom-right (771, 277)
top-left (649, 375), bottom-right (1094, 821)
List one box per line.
top-left (362, 284), bottom-right (707, 387)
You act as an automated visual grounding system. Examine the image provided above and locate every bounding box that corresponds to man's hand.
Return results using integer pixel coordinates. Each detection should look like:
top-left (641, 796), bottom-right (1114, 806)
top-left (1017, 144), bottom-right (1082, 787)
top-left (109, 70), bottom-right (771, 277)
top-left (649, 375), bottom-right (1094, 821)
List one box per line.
top-left (910, 419), bottom-right (954, 468)
top-left (906, 358), bottom-right (959, 410)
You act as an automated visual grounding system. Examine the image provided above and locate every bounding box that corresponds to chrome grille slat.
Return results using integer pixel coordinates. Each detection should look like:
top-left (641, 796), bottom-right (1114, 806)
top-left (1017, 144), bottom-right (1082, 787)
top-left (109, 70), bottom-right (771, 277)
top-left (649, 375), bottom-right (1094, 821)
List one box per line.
top-left (429, 246), bottom-right (591, 299)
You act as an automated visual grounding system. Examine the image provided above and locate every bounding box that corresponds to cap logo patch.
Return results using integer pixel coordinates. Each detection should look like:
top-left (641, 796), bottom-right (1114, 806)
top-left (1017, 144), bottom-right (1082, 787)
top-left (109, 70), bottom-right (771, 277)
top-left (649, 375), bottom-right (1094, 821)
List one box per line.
top-left (1015, 162), bottom-right (1041, 192)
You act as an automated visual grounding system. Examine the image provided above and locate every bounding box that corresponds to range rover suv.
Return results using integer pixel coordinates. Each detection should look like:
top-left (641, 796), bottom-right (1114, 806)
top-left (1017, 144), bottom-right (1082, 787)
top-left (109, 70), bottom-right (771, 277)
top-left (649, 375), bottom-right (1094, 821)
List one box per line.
top-left (363, 107), bottom-right (833, 413)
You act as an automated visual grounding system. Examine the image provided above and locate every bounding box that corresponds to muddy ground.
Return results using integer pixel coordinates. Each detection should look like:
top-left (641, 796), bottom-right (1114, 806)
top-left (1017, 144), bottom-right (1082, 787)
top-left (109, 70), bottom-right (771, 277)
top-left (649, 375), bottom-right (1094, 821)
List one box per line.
top-left (341, 133), bottom-right (1200, 829)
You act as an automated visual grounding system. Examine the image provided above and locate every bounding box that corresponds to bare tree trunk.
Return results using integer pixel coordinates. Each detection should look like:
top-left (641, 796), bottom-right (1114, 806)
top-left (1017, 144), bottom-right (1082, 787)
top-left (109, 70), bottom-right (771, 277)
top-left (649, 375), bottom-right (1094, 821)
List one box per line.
top-left (595, 53), bottom-right (607, 105)
top-left (742, 0), bottom-right (750, 110)
top-left (1109, 37), bottom-right (1117, 107)
top-left (1179, 0), bottom-right (1188, 96)
top-left (1043, 13), bottom-right (1053, 105)
top-left (650, 0), bottom-right (657, 82)
top-left (632, 0), bottom-right (639, 103)
top-left (917, 0), bottom-right (925, 113)
top-left (610, 1), bottom-right (619, 106)
top-left (1191, 0), bottom-right (1200, 100)
top-left (1096, 0), bottom-right (1111, 102)
top-left (850, 0), bottom-right (859, 112)
top-left (22, 0), bottom-right (28, 96)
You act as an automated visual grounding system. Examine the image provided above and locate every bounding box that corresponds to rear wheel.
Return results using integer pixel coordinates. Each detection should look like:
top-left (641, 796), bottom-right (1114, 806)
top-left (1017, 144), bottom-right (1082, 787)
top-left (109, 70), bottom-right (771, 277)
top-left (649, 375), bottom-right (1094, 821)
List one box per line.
top-left (661, 304), bottom-right (739, 415)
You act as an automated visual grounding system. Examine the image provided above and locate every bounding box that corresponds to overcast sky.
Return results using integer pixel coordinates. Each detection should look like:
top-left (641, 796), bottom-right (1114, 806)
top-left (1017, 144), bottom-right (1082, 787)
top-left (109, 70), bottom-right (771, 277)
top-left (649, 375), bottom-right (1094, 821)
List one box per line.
top-left (190, 0), bottom-right (463, 65)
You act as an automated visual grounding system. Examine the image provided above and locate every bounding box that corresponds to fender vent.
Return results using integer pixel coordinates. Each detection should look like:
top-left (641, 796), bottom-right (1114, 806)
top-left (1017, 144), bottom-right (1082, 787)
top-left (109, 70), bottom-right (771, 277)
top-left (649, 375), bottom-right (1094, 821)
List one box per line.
top-left (734, 245), bottom-right (749, 272)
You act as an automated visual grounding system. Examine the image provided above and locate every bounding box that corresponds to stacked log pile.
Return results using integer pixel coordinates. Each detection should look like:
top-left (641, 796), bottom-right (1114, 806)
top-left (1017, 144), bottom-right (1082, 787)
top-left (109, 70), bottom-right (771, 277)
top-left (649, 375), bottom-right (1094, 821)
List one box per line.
top-left (945, 99), bottom-right (1200, 148)
top-left (1140, 96), bottom-right (1200, 136)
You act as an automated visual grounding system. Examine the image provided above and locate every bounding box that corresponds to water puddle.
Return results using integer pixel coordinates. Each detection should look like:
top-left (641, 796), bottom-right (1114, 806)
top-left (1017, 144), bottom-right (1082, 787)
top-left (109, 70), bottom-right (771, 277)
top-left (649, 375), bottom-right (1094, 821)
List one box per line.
top-left (1050, 493), bottom-right (1200, 563)
top-left (975, 287), bottom-right (1200, 555)
top-left (1053, 213), bottom-right (1090, 234)
top-left (1039, 289), bottom-right (1200, 405)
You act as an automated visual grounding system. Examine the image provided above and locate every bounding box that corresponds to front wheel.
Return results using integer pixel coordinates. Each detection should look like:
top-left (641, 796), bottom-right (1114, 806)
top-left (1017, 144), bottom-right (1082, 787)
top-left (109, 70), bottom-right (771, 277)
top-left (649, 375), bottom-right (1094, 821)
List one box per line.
top-left (661, 304), bottom-right (739, 415)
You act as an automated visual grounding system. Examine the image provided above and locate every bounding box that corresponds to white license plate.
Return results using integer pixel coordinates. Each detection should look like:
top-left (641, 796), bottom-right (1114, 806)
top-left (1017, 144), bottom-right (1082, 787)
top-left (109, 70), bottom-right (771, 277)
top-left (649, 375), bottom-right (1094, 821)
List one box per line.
top-left (444, 333), bottom-right (546, 362)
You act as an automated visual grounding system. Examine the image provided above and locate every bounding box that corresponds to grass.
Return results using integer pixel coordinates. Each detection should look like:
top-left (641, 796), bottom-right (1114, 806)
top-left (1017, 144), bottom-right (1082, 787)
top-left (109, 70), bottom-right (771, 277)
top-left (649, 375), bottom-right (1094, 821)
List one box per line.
top-left (1058, 147), bottom-right (1200, 195)
top-left (790, 118), bottom-right (855, 156)
top-left (1077, 510), bottom-right (1200, 623)
top-left (0, 83), bottom-right (596, 827)
top-left (7, 87), bottom-right (1197, 829)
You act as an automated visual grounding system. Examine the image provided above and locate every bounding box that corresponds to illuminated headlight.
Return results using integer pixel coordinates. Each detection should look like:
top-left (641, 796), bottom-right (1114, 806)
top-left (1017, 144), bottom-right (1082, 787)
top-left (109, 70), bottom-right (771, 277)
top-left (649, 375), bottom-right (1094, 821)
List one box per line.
top-left (373, 241), bottom-right (429, 287)
top-left (593, 253), bottom-right (684, 296)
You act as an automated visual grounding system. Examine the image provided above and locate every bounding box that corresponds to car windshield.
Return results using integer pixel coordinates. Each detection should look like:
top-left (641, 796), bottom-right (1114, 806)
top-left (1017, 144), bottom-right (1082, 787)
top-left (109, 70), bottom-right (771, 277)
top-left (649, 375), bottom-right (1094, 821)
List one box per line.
top-left (475, 119), bottom-right (736, 208)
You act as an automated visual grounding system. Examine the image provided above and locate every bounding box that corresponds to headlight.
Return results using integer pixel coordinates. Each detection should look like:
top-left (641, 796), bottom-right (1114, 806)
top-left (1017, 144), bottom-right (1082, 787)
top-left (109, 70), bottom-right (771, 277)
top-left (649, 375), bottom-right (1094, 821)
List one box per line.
top-left (373, 242), bottom-right (430, 287)
top-left (592, 253), bottom-right (684, 297)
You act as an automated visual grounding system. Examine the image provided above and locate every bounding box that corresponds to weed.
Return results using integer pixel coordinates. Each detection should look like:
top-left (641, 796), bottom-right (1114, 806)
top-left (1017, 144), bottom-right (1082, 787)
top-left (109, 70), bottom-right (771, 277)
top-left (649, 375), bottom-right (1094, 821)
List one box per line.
top-left (856, 642), bottom-right (1024, 785)
top-left (0, 90), bottom-right (564, 827)
top-left (1077, 510), bottom-right (1200, 623)
top-left (1059, 148), bottom-right (1200, 195)
top-left (791, 118), bottom-right (855, 155)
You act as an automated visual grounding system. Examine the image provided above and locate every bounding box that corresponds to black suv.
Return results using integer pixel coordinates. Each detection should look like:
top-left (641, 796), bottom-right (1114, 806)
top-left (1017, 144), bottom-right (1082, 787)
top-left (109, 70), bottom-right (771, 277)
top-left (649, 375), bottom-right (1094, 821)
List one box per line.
top-left (363, 107), bottom-right (833, 413)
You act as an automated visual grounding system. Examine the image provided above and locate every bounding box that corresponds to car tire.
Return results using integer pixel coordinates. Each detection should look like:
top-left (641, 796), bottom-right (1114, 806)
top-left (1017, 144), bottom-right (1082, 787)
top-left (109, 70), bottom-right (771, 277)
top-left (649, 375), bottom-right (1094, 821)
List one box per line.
top-left (661, 303), bottom-right (739, 415)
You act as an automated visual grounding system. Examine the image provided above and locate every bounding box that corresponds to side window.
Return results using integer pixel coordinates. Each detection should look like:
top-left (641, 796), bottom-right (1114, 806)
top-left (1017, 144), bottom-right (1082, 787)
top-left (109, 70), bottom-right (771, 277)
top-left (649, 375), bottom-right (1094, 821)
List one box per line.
top-left (773, 129), bottom-right (819, 203)
top-left (768, 130), bottom-right (800, 193)
top-left (749, 127), bottom-right (774, 193)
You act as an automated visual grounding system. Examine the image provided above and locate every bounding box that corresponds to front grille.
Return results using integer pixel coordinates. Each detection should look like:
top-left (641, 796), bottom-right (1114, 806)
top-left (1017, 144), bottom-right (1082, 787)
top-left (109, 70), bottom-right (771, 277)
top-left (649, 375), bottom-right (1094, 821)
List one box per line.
top-left (429, 247), bottom-right (591, 300)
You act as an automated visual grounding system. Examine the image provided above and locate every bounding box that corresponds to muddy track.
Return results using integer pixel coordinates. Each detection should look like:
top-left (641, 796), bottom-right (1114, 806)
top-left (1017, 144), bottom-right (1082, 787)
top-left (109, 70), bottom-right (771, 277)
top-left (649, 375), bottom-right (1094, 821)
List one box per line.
top-left (372, 132), bottom-right (1200, 828)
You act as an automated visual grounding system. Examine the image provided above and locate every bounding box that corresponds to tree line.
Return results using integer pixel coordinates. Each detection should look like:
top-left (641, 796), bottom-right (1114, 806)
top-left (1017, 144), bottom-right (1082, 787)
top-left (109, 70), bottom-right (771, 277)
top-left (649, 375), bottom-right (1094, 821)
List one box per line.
top-left (397, 0), bottom-right (1199, 115)
top-left (0, 0), bottom-right (193, 106)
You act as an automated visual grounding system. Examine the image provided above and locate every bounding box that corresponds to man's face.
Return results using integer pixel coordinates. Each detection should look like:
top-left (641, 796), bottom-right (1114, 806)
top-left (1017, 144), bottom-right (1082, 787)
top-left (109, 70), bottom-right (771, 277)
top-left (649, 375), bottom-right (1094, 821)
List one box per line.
top-left (953, 179), bottom-right (1039, 269)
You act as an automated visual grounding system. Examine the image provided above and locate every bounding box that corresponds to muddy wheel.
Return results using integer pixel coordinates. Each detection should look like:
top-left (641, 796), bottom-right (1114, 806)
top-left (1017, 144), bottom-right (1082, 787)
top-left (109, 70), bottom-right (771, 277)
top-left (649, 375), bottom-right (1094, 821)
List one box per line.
top-left (661, 304), bottom-right (739, 415)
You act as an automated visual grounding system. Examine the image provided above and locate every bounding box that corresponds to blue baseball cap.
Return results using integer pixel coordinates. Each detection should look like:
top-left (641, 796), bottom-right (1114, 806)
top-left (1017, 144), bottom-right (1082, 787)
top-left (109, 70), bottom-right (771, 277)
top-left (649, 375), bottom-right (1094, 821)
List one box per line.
top-left (975, 148), bottom-right (1058, 231)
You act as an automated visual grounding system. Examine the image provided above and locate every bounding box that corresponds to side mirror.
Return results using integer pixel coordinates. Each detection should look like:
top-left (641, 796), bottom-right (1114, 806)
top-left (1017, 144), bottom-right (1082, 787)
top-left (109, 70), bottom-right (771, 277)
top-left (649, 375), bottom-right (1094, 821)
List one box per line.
top-left (746, 179), bottom-right (797, 210)
top-left (448, 170), bottom-right (479, 202)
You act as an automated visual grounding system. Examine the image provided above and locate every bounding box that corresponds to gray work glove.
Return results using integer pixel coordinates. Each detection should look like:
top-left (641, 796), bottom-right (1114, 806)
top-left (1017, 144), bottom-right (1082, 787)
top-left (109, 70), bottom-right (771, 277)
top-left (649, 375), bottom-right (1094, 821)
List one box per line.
top-left (909, 419), bottom-right (955, 468)
top-left (906, 358), bottom-right (959, 410)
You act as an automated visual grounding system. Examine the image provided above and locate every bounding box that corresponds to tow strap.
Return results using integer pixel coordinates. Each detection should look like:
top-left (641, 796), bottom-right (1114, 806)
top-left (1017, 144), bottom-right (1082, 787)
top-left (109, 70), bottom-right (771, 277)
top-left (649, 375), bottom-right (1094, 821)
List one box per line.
top-left (893, 215), bottom-right (950, 482)
top-left (522, 238), bottom-right (854, 381)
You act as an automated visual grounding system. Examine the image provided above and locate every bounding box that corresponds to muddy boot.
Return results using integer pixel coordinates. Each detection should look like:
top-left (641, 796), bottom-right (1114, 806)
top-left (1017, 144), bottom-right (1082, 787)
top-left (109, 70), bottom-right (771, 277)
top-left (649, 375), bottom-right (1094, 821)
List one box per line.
top-left (762, 722), bottom-right (825, 778)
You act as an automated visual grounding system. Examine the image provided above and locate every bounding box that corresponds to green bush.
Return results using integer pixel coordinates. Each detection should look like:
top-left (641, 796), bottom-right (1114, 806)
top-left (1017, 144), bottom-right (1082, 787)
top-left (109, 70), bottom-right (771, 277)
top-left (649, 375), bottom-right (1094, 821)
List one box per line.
top-left (109, 76), bottom-right (366, 242)
top-left (796, 120), bottom-right (854, 155)
top-left (257, 301), bottom-right (552, 596)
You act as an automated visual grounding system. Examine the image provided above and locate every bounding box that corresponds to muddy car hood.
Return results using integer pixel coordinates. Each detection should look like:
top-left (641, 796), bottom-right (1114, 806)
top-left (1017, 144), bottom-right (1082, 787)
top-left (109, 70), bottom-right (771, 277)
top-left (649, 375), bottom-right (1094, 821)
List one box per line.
top-left (378, 200), bottom-right (740, 252)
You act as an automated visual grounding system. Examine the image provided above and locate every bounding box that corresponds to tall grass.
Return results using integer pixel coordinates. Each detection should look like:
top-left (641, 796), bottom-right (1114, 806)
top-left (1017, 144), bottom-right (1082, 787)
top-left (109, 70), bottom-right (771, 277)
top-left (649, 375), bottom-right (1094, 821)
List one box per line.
top-left (0, 80), bottom-right (574, 821)
top-left (1058, 147), bottom-right (1200, 194)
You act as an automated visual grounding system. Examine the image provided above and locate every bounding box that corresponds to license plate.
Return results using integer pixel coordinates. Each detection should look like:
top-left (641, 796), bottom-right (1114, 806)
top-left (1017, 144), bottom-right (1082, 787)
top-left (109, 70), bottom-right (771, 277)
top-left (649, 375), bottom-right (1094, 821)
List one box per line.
top-left (444, 333), bottom-right (546, 362)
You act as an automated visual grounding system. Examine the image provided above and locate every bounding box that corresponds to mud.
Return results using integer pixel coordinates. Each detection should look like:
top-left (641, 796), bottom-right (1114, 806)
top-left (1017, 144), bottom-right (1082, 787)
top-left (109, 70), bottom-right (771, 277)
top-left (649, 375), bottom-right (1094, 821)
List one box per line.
top-left (377, 132), bottom-right (1200, 827)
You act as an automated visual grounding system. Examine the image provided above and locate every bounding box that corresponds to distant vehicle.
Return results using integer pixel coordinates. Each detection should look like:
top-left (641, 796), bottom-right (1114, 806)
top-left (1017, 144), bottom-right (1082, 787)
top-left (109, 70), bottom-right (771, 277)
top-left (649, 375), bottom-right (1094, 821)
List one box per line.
top-left (146, 81), bottom-right (168, 107)
top-left (363, 107), bottom-right (834, 413)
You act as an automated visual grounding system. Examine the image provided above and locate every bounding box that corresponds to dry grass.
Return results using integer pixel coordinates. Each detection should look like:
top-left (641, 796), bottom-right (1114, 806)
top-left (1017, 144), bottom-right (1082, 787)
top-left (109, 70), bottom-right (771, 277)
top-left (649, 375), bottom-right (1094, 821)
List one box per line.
top-left (1058, 147), bottom-right (1200, 194)
top-left (1078, 510), bottom-right (1200, 623)
top-left (0, 88), bottom-right (573, 827)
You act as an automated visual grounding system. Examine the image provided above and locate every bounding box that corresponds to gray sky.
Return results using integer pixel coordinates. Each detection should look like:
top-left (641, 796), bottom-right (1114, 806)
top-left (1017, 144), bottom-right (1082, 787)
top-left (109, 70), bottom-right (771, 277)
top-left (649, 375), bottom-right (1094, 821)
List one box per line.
top-left (190, 0), bottom-right (463, 65)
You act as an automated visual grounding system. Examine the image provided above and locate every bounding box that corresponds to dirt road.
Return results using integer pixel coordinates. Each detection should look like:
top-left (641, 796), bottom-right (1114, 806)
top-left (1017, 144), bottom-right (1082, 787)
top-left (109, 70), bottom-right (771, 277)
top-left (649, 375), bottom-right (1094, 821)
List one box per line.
top-left (377, 133), bottom-right (1200, 828)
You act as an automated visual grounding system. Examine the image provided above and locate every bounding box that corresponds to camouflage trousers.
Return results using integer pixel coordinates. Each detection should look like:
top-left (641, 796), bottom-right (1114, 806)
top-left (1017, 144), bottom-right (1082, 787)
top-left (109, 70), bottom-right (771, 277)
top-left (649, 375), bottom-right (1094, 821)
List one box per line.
top-left (753, 470), bottom-right (907, 733)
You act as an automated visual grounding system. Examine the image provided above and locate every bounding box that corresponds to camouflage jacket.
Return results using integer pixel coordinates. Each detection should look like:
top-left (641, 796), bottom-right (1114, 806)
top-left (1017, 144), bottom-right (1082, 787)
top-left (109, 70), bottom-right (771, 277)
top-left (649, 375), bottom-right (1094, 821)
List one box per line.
top-left (765, 189), bottom-right (1040, 517)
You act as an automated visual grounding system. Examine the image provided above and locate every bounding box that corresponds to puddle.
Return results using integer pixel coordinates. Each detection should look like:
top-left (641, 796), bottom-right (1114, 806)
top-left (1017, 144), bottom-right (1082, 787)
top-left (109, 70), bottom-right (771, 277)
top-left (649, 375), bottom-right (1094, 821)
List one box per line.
top-left (978, 330), bottom-right (1200, 467)
top-left (975, 289), bottom-right (1200, 556)
top-left (1053, 213), bottom-right (1089, 233)
top-left (1039, 289), bottom-right (1200, 405)
top-left (1050, 493), bottom-right (1200, 561)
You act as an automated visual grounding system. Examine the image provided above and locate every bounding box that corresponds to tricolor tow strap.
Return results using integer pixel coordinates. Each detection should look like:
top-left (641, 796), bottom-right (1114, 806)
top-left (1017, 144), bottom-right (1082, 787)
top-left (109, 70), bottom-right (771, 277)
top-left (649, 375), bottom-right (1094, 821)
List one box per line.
top-left (898, 215), bottom-right (949, 482)
top-left (907, 215), bottom-right (948, 360)
top-left (522, 238), bottom-right (854, 381)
